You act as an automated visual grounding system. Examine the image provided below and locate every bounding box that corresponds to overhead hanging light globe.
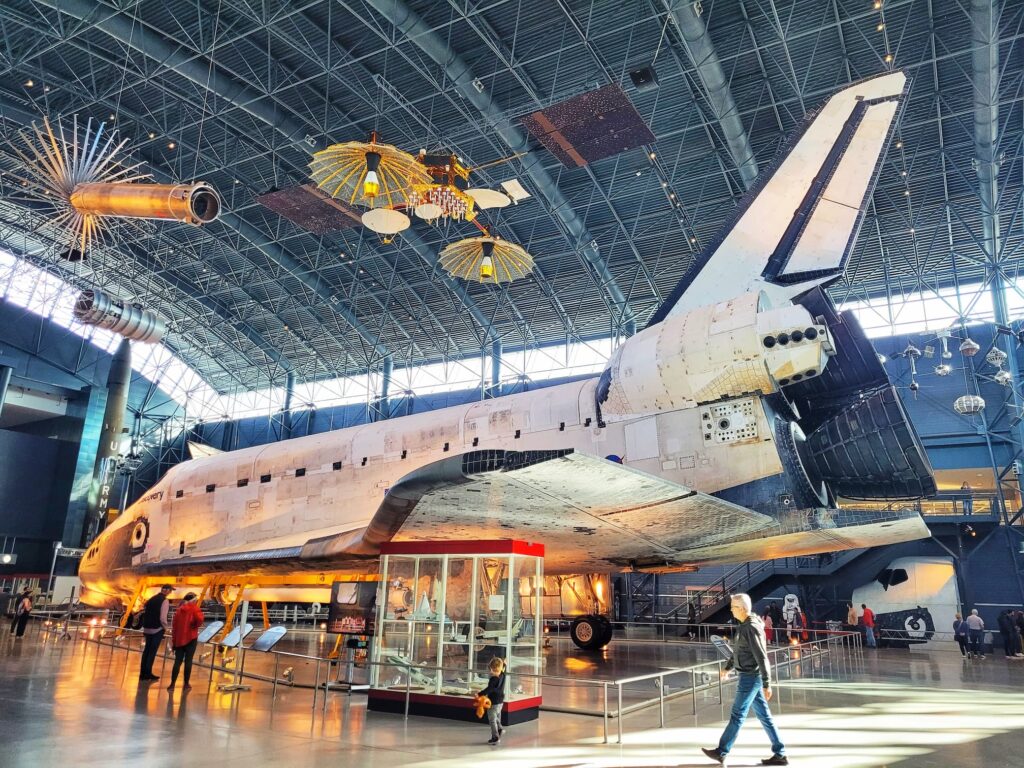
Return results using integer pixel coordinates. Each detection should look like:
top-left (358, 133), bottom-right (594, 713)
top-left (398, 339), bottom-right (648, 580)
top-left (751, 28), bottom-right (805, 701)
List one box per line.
top-left (309, 132), bottom-right (430, 209)
top-left (959, 338), bottom-right (980, 357)
top-left (953, 395), bottom-right (985, 415)
top-left (985, 347), bottom-right (1008, 366)
top-left (439, 236), bottom-right (534, 284)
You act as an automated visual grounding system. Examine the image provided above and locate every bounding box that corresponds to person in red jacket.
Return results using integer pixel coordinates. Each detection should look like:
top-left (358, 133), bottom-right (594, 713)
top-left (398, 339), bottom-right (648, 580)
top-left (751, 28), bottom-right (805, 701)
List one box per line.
top-left (861, 603), bottom-right (877, 648)
top-left (168, 593), bottom-right (204, 691)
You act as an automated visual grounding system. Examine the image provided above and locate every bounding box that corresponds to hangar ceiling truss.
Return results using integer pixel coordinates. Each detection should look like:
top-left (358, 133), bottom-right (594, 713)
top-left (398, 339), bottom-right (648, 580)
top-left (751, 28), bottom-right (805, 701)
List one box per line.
top-left (0, 0), bottom-right (1020, 398)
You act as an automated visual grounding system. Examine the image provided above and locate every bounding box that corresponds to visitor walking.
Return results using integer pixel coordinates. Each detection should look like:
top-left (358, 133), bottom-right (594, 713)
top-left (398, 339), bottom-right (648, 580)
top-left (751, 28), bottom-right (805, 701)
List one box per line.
top-left (701, 594), bottom-right (788, 766)
top-left (952, 613), bottom-right (969, 657)
top-left (966, 609), bottom-right (985, 659)
top-left (139, 585), bottom-right (173, 681)
top-left (861, 603), bottom-right (877, 648)
top-left (167, 592), bottom-right (204, 691)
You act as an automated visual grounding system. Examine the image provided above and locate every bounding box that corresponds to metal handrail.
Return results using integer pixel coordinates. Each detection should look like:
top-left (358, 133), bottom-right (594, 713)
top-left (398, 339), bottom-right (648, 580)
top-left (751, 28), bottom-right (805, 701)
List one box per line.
top-left (24, 613), bottom-right (862, 744)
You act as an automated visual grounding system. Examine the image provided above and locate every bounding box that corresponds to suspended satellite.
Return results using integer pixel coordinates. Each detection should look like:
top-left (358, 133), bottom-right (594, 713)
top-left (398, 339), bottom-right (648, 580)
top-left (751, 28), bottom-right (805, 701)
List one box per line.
top-left (13, 116), bottom-right (220, 259)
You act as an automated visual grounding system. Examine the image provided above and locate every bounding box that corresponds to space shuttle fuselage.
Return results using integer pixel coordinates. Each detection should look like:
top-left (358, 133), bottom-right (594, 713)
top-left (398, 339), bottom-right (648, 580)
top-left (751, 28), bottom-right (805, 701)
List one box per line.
top-left (80, 72), bottom-right (937, 610)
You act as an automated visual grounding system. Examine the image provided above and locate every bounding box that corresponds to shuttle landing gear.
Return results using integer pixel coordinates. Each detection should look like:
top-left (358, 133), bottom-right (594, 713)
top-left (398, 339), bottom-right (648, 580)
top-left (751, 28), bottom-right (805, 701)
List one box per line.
top-left (570, 615), bottom-right (614, 650)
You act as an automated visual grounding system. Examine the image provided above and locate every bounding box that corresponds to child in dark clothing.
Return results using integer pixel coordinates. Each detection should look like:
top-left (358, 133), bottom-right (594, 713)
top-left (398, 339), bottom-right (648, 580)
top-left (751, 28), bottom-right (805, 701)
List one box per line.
top-left (478, 657), bottom-right (506, 744)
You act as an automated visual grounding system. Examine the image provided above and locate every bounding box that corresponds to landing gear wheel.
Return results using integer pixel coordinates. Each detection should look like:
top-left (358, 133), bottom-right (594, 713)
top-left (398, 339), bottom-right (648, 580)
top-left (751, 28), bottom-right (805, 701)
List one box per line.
top-left (570, 615), bottom-right (613, 650)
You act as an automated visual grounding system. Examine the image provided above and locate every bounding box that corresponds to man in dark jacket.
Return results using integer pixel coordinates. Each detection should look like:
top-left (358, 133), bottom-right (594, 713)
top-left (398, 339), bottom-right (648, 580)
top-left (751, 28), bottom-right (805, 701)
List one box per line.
top-left (998, 610), bottom-right (1016, 659)
top-left (702, 594), bottom-right (787, 766)
top-left (139, 584), bottom-right (173, 681)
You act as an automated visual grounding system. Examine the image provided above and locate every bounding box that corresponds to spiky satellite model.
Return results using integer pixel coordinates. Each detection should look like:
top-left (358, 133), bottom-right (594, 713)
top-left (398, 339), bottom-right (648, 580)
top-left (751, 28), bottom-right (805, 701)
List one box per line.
top-left (12, 115), bottom-right (221, 258)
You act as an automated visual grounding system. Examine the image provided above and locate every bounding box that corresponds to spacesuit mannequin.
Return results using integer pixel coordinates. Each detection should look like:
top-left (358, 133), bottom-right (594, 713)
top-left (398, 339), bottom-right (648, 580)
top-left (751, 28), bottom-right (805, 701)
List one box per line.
top-left (782, 594), bottom-right (802, 641)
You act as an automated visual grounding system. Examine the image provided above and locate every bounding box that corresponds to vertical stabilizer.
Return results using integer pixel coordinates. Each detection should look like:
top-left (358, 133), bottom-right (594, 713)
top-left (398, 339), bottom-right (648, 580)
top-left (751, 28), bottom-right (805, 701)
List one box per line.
top-left (649, 72), bottom-right (908, 324)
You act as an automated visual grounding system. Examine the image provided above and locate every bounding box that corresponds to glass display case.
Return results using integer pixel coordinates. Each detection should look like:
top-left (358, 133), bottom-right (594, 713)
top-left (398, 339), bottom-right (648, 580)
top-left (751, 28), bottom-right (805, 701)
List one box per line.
top-left (368, 540), bottom-right (544, 724)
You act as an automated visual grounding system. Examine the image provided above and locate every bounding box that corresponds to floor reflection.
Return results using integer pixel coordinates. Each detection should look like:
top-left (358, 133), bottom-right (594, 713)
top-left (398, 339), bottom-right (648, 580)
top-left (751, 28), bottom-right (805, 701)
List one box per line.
top-left (3, 628), bottom-right (1023, 768)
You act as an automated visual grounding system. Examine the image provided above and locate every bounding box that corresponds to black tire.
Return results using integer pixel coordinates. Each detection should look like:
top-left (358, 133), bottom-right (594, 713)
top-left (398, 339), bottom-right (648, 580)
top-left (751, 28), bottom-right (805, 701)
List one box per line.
top-left (571, 615), bottom-right (613, 650)
top-left (570, 616), bottom-right (602, 650)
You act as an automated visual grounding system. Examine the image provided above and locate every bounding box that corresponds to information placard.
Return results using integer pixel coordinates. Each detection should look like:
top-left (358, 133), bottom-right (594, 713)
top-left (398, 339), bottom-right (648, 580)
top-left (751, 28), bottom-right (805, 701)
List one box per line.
top-left (326, 581), bottom-right (377, 635)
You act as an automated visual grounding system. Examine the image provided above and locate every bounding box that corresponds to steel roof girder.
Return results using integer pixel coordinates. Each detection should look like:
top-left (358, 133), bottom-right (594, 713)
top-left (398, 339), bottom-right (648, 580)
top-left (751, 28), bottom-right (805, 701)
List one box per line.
top-left (363, 0), bottom-right (637, 337)
top-left (663, 0), bottom-right (759, 191)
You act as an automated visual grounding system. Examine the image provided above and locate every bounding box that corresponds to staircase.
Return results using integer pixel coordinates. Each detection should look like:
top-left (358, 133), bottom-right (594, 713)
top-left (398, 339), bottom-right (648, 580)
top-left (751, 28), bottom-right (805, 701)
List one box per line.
top-left (654, 548), bottom-right (869, 623)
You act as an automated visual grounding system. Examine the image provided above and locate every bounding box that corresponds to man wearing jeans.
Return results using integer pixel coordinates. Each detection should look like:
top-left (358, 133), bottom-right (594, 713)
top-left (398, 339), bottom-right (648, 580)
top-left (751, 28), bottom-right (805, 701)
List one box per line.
top-left (139, 584), bottom-right (173, 681)
top-left (702, 594), bottom-right (787, 766)
top-left (861, 603), bottom-right (877, 648)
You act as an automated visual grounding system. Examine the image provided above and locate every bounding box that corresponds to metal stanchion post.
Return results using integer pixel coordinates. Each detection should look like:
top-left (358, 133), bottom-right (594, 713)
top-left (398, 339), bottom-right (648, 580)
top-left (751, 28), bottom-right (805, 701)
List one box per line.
top-left (717, 661), bottom-right (723, 704)
top-left (691, 672), bottom-right (697, 715)
top-left (617, 684), bottom-right (623, 744)
top-left (405, 670), bottom-right (412, 720)
top-left (602, 682), bottom-right (609, 744)
top-left (272, 653), bottom-right (279, 700)
top-left (658, 673), bottom-right (665, 728)
top-left (312, 658), bottom-right (321, 711)
top-left (322, 660), bottom-right (330, 714)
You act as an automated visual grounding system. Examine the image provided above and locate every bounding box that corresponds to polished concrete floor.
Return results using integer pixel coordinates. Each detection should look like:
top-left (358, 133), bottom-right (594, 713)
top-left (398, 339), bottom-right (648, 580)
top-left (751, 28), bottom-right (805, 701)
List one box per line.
top-left (3, 625), bottom-right (1023, 768)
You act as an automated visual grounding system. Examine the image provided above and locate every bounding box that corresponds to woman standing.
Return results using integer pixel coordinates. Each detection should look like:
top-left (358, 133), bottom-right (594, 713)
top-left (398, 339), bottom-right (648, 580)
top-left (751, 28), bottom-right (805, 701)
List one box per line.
top-left (167, 593), bottom-right (204, 691)
top-left (12, 589), bottom-right (33, 638)
top-left (952, 613), bottom-right (969, 658)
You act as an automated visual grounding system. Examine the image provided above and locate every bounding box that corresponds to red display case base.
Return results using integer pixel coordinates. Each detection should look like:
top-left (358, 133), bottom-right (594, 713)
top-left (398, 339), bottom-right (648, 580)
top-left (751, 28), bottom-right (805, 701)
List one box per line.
top-left (368, 689), bottom-right (541, 724)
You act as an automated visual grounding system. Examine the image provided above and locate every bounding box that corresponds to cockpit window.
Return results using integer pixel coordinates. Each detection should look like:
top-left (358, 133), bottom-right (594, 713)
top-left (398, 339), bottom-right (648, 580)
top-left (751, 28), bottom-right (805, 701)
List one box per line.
top-left (876, 568), bottom-right (910, 591)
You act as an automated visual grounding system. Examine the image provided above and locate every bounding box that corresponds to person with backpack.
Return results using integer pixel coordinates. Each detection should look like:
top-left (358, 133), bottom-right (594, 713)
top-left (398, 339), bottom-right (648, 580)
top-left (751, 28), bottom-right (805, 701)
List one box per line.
top-left (167, 592), bottom-right (204, 691)
top-left (10, 589), bottom-right (33, 638)
top-left (952, 613), bottom-right (969, 657)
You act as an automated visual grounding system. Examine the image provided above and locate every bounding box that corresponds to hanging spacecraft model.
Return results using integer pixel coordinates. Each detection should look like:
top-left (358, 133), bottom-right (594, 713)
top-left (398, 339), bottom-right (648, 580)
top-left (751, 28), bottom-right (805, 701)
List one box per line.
top-left (12, 115), bottom-right (220, 258)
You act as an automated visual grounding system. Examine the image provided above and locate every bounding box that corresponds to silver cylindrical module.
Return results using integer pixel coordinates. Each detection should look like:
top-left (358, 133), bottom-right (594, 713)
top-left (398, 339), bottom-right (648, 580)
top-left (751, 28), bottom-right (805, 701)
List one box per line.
top-left (73, 289), bottom-right (167, 343)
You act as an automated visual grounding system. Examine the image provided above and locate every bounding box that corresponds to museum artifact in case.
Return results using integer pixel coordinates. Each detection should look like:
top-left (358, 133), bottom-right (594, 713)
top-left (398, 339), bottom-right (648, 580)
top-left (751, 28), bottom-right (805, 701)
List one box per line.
top-left (368, 540), bottom-right (543, 724)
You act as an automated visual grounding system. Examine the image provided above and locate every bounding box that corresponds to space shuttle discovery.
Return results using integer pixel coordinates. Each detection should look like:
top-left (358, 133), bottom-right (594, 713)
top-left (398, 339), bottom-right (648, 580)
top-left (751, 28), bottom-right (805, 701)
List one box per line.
top-left (80, 72), bottom-right (935, 617)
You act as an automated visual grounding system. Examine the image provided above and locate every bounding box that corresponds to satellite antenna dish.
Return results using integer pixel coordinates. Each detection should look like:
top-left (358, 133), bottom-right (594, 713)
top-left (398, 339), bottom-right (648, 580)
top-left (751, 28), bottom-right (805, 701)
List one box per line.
top-left (361, 207), bottom-right (410, 234)
top-left (466, 188), bottom-right (512, 209)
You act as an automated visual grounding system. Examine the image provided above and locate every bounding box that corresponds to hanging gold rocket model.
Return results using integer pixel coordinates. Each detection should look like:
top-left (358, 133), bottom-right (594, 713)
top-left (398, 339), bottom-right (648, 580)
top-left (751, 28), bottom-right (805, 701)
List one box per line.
top-left (13, 116), bottom-right (221, 258)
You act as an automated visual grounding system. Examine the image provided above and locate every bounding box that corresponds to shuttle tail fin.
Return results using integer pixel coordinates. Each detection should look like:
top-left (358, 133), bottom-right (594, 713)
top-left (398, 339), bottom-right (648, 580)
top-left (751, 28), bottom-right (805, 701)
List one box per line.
top-left (649, 71), bottom-right (908, 324)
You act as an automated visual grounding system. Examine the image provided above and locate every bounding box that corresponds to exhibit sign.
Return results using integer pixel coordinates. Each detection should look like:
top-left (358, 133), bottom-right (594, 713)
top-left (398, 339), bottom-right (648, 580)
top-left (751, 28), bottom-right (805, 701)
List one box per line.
top-left (327, 581), bottom-right (377, 635)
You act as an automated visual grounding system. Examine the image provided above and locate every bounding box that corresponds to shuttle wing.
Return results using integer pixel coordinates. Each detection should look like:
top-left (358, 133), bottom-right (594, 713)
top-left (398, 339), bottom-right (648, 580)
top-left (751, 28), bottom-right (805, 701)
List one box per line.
top-left (144, 449), bottom-right (928, 574)
top-left (302, 450), bottom-right (927, 573)
top-left (648, 71), bottom-right (908, 323)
